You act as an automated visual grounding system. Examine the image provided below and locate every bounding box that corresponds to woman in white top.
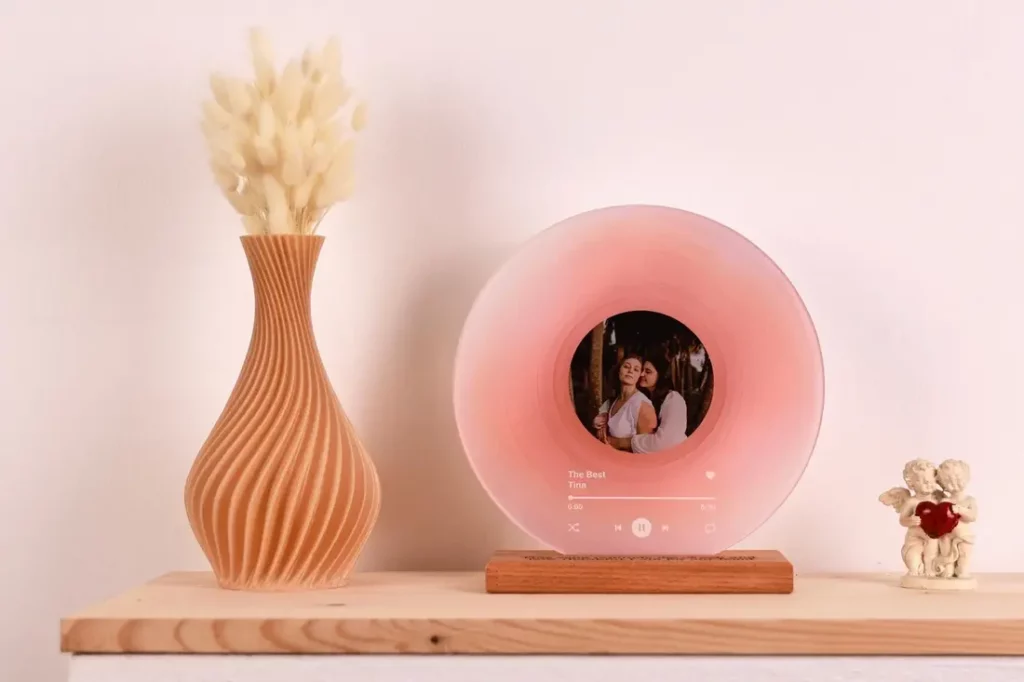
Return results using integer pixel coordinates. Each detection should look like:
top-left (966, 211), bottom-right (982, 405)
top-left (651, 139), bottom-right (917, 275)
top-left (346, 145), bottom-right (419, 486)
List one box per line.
top-left (592, 354), bottom-right (656, 442)
top-left (597, 354), bottom-right (688, 453)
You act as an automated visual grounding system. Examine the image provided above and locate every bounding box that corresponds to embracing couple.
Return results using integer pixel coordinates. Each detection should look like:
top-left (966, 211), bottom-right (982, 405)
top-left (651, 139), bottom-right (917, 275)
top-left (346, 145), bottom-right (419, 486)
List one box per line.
top-left (591, 353), bottom-right (688, 454)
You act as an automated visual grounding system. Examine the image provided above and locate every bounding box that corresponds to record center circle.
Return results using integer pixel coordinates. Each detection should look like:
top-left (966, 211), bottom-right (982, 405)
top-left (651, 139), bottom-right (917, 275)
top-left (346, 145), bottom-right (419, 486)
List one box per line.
top-left (570, 310), bottom-right (715, 451)
top-left (453, 205), bottom-right (824, 555)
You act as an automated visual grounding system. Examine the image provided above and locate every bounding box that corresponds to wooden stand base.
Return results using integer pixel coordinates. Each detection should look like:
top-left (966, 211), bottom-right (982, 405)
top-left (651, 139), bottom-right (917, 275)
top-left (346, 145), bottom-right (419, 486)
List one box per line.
top-left (485, 549), bottom-right (794, 594)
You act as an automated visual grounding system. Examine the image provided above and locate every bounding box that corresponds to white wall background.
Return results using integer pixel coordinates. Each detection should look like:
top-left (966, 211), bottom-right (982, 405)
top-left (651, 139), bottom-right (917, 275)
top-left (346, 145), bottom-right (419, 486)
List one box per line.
top-left (2, 1), bottom-right (1023, 680)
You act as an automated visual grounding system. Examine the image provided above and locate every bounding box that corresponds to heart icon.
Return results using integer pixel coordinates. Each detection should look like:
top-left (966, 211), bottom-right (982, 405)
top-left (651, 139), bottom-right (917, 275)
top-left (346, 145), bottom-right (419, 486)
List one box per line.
top-left (705, 471), bottom-right (716, 480)
top-left (916, 501), bottom-right (960, 539)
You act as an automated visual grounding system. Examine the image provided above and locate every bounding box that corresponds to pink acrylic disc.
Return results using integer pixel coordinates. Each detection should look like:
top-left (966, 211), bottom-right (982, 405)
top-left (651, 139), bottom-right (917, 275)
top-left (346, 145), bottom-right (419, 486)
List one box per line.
top-left (453, 205), bottom-right (824, 555)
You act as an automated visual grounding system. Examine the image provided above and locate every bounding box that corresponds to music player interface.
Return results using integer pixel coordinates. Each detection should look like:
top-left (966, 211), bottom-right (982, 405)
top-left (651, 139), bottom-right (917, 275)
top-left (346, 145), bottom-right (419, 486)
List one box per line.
top-left (566, 468), bottom-right (718, 540)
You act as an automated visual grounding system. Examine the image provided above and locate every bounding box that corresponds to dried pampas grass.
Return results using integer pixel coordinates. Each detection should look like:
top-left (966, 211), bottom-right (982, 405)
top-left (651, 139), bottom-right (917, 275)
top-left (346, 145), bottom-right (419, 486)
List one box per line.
top-left (202, 28), bottom-right (366, 235)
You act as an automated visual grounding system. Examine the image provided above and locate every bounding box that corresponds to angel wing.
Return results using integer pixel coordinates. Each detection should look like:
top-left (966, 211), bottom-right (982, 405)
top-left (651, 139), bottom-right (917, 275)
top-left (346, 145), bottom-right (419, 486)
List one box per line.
top-left (878, 486), bottom-right (912, 512)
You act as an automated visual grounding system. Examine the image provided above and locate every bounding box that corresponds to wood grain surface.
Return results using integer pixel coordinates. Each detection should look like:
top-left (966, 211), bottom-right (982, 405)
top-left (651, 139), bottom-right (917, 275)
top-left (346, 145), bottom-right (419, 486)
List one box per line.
top-left (60, 571), bottom-right (1024, 655)
top-left (485, 549), bottom-right (793, 593)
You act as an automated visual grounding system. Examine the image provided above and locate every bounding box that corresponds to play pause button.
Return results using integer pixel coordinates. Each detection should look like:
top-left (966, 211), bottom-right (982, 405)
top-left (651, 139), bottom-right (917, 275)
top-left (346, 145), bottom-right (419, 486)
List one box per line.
top-left (631, 518), bottom-right (652, 538)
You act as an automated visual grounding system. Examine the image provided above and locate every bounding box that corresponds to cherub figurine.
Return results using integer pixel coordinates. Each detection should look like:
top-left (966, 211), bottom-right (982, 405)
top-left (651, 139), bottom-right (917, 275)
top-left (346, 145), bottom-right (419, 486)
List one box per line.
top-left (934, 459), bottom-right (976, 579)
top-left (879, 459), bottom-right (942, 578)
top-left (878, 458), bottom-right (977, 590)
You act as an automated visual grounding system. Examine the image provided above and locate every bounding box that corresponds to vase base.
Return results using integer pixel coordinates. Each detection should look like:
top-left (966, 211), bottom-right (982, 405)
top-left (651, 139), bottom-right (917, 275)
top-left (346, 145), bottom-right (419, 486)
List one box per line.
top-left (900, 574), bottom-right (977, 591)
top-left (215, 576), bottom-right (351, 592)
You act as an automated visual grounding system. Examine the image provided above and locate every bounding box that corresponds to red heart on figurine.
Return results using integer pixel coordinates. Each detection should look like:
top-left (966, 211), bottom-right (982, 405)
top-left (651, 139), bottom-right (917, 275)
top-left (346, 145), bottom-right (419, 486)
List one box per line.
top-left (916, 501), bottom-right (960, 539)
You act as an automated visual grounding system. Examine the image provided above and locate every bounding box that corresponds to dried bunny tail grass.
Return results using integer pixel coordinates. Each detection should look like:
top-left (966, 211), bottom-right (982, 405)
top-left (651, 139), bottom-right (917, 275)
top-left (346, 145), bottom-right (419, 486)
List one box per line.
top-left (292, 175), bottom-right (318, 211)
top-left (298, 117), bottom-right (316, 150)
top-left (202, 27), bottom-right (366, 236)
top-left (279, 128), bottom-right (305, 187)
top-left (273, 61), bottom-right (304, 123)
top-left (209, 75), bottom-right (233, 113)
top-left (322, 37), bottom-right (342, 76)
top-left (223, 187), bottom-right (254, 215)
top-left (301, 46), bottom-right (323, 79)
top-left (226, 78), bottom-right (254, 116)
top-left (263, 174), bottom-right (294, 234)
top-left (311, 80), bottom-right (346, 123)
top-left (242, 215), bottom-right (265, 235)
top-left (257, 101), bottom-right (276, 142)
top-left (351, 102), bottom-right (367, 131)
top-left (203, 99), bottom-right (234, 128)
top-left (250, 28), bottom-right (276, 97)
top-left (313, 141), bottom-right (354, 209)
top-left (211, 161), bottom-right (240, 192)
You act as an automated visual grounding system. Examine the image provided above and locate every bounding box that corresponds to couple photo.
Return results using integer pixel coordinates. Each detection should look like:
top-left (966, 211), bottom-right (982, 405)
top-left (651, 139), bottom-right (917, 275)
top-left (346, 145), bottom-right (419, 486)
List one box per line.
top-left (569, 311), bottom-right (714, 454)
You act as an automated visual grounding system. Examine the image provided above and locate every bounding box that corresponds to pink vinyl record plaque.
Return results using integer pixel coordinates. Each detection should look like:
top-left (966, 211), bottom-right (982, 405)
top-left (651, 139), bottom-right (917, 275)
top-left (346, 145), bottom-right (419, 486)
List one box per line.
top-left (454, 205), bottom-right (824, 555)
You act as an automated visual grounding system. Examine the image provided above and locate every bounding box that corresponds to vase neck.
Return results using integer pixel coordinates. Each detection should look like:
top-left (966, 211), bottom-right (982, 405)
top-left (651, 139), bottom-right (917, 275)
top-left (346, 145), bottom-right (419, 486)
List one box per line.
top-left (241, 235), bottom-right (324, 324)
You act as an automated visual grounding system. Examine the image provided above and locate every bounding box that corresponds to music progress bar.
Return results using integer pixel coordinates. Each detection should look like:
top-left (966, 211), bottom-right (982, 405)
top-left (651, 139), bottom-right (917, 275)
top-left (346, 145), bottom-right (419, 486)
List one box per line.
top-left (567, 495), bottom-right (716, 501)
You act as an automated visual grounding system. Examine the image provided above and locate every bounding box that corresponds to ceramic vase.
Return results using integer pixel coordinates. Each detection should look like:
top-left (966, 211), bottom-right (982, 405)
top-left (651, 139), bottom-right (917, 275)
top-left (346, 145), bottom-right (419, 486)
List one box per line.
top-left (184, 234), bottom-right (381, 591)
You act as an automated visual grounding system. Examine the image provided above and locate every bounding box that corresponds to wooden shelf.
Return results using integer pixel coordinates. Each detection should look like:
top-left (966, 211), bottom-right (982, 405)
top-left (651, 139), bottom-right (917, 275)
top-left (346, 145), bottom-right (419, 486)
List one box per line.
top-left (61, 571), bottom-right (1024, 655)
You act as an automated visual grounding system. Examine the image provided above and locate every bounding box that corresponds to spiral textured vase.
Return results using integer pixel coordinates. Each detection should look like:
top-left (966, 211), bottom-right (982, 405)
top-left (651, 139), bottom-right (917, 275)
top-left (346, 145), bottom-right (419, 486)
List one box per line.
top-left (185, 234), bottom-right (381, 591)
